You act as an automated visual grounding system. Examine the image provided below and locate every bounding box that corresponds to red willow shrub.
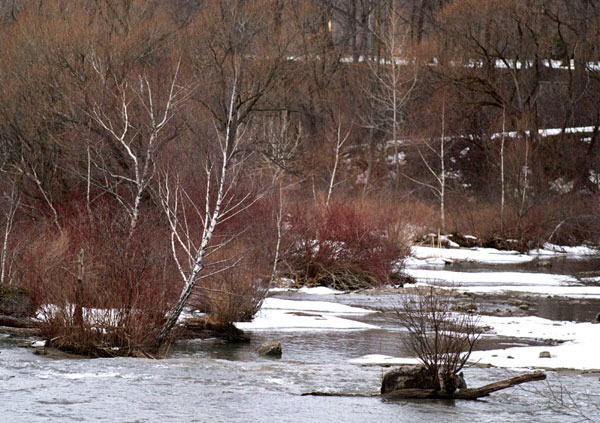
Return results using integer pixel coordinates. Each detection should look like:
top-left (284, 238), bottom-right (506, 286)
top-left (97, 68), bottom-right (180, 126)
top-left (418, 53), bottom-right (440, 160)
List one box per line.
top-left (14, 200), bottom-right (179, 355)
top-left (282, 199), bottom-right (409, 290)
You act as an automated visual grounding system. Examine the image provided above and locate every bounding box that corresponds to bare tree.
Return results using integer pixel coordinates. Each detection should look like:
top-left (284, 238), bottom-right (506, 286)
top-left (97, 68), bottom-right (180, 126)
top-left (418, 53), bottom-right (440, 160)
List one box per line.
top-left (0, 183), bottom-right (19, 285)
top-left (363, 2), bottom-right (418, 192)
top-left (396, 286), bottom-right (482, 395)
top-left (402, 93), bottom-right (449, 233)
top-left (89, 60), bottom-right (186, 238)
top-left (325, 119), bottom-right (351, 207)
top-left (154, 67), bottom-right (251, 349)
top-left (149, 0), bottom-right (298, 350)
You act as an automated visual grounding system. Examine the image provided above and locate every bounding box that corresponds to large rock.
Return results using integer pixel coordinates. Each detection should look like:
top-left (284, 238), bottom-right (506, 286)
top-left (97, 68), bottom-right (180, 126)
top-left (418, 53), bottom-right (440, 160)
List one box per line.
top-left (381, 365), bottom-right (467, 394)
top-left (256, 340), bottom-right (282, 358)
top-left (381, 365), bottom-right (438, 394)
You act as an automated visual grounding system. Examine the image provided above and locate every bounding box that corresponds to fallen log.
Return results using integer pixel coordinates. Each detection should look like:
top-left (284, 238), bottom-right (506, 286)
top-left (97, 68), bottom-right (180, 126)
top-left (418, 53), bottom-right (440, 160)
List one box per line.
top-left (301, 392), bottom-right (379, 397)
top-left (383, 371), bottom-right (547, 400)
top-left (0, 315), bottom-right (37, 328)
top-left (0, 326), bottom-right (41, 336)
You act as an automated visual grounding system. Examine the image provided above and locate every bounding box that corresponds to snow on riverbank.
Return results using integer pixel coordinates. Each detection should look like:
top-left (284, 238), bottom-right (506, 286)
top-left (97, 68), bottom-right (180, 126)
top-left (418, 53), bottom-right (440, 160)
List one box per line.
top-left (407, 246), bottom-right (534, 265)
top-left (470, 315), bottom-right (600, 371)
top-left (405, 269), bottom-right (600, 298)
top-left (404, 245), bottom-right (600, 299)
top-left (350, 315), bottom-right (600, 371)
top-left (531, 243), bottom-right (599, 258)
top-left (408, 243), bottom-right (599, 266)
top-left (406, 268), bottom-right (578, 286)
top-left (235, 297), bottom-right (378, 331)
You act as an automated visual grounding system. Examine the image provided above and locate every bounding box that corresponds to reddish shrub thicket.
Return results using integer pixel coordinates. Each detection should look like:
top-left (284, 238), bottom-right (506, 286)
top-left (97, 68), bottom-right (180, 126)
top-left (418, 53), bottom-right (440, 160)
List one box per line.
top-left (282, 198), bottom-right (409, 290)
top-left (12, 201), bottom-right (178, 354)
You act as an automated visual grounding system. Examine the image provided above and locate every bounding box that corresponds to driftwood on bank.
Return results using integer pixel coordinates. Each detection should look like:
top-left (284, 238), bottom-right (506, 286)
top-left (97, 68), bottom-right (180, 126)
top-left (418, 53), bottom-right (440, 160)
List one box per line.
top-left (382, 371), bottom-right (547, 400)
top-left (303, 371), bottom-right (547, 400)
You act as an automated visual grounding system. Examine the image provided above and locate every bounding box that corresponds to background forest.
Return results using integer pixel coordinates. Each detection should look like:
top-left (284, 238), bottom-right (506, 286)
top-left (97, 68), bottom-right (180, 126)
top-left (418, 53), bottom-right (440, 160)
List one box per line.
top-left (0, 0), bottom-right (599, 353)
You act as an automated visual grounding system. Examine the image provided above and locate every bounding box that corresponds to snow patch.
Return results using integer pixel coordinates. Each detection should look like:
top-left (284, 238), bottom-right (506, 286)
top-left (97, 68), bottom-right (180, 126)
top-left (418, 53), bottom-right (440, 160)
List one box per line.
top-left (531, 243), bottom-right (599, 257)
top-left (409, 246), bottom-right (534, 265)
top-left (405, 269), bottom-right (577, 287)
top-left (470, 315), bottom-right (600, 370)
top-left (350, 315), bottom-right (600, 371)
top-left (235, 297), bottom-right (378, 331)
top-left (349, 354), bottom-right (420, 366)
top-left (298, 286), bottom-right (344, 295)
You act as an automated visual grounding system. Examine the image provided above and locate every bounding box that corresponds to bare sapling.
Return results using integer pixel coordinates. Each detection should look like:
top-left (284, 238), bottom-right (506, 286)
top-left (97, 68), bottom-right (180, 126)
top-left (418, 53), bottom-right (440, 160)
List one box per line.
top-left (396, 286), bottom-right (482, 394)
top-left (1, 184), bottom-right (19, 285)
top-left (401, 93), bottom-right (449, 235)
top-left (325, 119), bottom-right (351, 207)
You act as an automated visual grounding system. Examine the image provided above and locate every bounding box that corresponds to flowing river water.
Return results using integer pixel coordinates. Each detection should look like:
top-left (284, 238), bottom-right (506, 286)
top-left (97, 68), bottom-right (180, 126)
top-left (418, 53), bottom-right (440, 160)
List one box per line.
top-left (1, 256), bottom-right (599, 423)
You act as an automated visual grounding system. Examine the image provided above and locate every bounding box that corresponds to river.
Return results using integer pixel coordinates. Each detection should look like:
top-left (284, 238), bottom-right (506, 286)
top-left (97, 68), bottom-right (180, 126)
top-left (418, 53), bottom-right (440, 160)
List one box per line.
top-left (1, 255), bottom-right (599, 422)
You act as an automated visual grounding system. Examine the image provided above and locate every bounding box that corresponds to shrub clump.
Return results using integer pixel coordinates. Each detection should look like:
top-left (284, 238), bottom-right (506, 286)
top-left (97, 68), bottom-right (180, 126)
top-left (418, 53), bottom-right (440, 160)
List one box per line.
top-left (282, 200), bottom-right (409, 290)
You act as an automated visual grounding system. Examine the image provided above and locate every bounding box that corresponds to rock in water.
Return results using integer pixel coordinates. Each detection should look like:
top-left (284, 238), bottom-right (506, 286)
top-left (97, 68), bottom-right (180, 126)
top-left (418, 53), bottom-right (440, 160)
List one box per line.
top-left (380, 365), bottom-right (438, 394)
top-left (257, 340), bottom-right (282, 358)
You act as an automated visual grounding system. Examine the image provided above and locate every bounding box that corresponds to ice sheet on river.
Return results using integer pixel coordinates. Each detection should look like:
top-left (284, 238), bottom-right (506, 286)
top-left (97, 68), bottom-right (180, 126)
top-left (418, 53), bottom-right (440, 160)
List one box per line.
top-left (408, 246), bottom-right (534, 265)
top-left (235, 298), bottom-right (378, 331)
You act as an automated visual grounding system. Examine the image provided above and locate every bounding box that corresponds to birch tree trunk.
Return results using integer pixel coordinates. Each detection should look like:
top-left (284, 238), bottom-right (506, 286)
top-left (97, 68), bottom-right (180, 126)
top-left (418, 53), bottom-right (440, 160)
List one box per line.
top-left (154, 72), bottom-right (240, 350)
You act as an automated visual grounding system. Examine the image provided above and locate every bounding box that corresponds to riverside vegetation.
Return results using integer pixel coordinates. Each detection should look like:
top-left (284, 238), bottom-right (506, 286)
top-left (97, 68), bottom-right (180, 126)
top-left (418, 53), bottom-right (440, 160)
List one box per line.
top-left (0, 0), bottom-right (599, 356)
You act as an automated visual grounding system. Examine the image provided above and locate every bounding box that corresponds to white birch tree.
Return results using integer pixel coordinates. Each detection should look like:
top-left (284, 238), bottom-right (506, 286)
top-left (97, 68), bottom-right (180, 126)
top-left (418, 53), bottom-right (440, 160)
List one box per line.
top-left (89, 61), bottom-right (185, 238)
top-left (152, 1), bottom-right (294, 349)
top-left (0, 183), bottom-right (19, 285)
top-left (154, 68), bottom-right (249, 349)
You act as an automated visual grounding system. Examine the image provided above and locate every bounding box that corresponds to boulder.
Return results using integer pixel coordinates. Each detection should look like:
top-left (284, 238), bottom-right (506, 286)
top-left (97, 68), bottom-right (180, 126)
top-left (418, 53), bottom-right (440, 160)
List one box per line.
top-left (381, 366), bottom-right (468, 395)
top-left (452, 302), bottom-right (477, 313)
top-left (380, 365), bottom-right (438, 394)
top-left (257, 340), bottom-right (282, 358)
top-left (539, 351), bottom-right (551, 358)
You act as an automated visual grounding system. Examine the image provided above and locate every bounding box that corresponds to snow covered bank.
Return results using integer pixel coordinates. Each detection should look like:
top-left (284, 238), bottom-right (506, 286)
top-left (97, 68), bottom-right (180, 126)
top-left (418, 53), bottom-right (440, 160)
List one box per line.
top-left (471, 315), bottom-right (600, 371)
top-left (406, 269), bottom-right (577, 286)
top-left (350, 315), bottom-right (600, 371)
top-left (408, 246), bottom-right (535, 265)
top-left (235, 298), bottom-right (378, 331)
top-left (405, 268), bottom-right (600, 298)
top-left (408, 243), bottom-right (599, 266)
top-left (530, 243), bottom-right (600, 258)
top-left (404, 245), bottom-right (600, 299)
